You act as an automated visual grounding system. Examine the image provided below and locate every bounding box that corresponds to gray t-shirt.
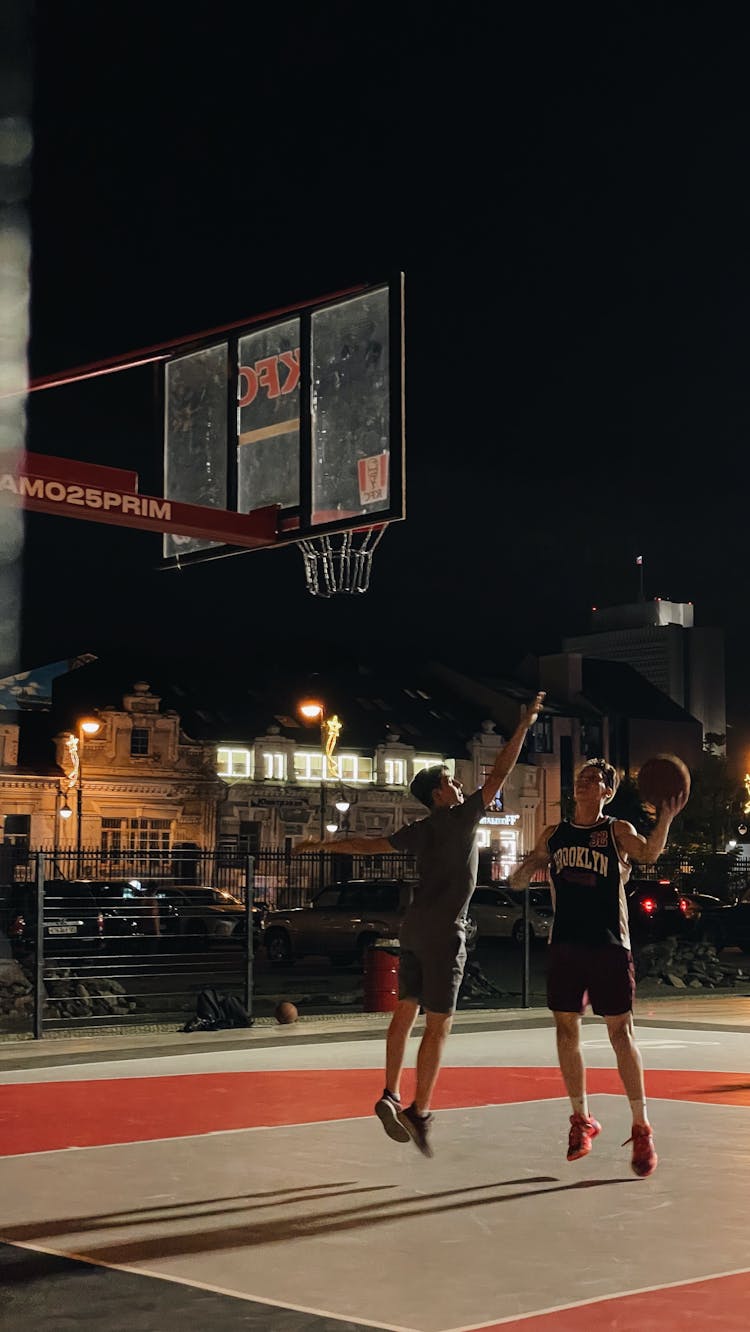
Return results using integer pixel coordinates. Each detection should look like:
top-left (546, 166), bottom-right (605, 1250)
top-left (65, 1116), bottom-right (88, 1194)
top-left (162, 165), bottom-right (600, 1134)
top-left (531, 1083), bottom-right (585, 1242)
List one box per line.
top-left (389, 789), bottom-right (486, 947)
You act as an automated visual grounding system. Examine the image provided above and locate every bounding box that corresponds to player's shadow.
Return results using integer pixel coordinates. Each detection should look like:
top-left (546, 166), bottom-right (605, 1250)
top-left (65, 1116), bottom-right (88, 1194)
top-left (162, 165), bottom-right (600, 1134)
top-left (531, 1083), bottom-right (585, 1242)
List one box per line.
top-left (0, 1182), bottom-right (389, 1244)
top-left (33, 1177), bottom-right (635, 1267)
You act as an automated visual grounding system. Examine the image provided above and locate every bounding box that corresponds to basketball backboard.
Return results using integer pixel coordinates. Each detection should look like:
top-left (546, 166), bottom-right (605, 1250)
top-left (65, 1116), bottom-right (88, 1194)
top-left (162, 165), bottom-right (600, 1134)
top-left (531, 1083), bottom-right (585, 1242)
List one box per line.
top-left (160, 275), bottom-right (405, 566)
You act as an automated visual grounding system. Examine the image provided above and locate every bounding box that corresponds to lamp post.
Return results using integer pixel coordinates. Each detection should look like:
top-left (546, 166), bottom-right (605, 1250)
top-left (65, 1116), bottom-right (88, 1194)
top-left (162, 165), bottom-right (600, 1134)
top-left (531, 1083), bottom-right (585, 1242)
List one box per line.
top-left (71, 713), bottom-right (100, 868)
top-left (298, 700), bottom-right (343, 839)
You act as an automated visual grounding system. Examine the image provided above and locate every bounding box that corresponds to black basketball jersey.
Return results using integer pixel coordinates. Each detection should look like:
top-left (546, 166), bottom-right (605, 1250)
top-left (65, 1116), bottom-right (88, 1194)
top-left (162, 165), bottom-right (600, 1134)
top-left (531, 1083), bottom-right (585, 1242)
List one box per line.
top-left (547, 817), bottom-right (631, 948)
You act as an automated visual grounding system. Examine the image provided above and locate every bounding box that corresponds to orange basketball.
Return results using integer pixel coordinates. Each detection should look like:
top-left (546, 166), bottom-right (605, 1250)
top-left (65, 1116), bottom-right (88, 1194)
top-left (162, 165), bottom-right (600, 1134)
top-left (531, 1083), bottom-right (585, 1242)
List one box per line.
top-left (637, 754), bottom-right (691, 807)
top-left (275, 1000), bottom-right (298, 1024)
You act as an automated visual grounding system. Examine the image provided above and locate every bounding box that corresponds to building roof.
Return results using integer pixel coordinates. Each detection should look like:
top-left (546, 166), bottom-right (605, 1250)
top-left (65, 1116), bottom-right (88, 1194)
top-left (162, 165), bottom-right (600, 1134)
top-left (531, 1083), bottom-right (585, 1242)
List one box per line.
top-left (580, 657), bottom-right (701, 724)
top-left (49, 650), bottom-right (539, 757)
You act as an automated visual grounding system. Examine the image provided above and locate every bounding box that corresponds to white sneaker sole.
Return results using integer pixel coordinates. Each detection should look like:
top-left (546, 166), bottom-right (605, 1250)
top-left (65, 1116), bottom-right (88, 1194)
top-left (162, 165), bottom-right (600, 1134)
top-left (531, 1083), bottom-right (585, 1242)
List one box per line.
top-left (375, 1099), bottom-right (410, 1142)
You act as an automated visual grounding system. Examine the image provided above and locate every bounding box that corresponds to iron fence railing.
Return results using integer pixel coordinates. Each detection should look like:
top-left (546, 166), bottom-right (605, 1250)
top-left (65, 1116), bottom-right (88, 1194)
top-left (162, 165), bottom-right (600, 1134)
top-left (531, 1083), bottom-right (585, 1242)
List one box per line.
top-left (2, 846), bottom-right (749, 1039)
top-left (0, 845), bottom-right (421, 909)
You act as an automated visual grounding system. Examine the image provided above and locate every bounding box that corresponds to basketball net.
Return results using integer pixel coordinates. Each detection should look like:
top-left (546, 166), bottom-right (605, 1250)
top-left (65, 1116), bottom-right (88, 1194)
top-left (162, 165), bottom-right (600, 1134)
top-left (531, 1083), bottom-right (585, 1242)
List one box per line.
top-left (298, 525), bottom-right (386, 597)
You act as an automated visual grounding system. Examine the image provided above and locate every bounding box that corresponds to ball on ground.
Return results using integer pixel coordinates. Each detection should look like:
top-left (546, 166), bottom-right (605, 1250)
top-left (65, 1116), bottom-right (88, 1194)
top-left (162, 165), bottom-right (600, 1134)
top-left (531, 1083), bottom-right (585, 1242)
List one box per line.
top-left (637, 753), bottom-right (691, 807)
top-left (275, 1000), bottom-right (298, 1024)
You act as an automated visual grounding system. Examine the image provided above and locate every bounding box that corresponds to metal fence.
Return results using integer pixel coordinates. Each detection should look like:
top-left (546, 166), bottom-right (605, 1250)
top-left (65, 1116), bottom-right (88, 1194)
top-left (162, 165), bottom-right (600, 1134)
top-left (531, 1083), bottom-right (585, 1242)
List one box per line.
top-left (0, 845), bottom-right (419, 909)
top-left (2, 846), bottom-right (749, 1040)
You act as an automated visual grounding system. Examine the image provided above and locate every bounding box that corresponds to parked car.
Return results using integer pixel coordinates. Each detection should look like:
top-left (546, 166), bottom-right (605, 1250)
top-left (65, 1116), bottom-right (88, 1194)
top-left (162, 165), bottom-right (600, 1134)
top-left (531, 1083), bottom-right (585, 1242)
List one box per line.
top-left (262, 878), bottom-right (416, 966)
top-left (151, 885), bottom-right (247, 943)
top-left (5, 880), bottom-right (109, 957)
top-left (626, 878), bottom-right (691, 943)
top-left (470, 883), bottom-right (553, 944)
top-left (680, 891), bottom-right (750, 951)
top-left (262, 878), bottom-right (477, 966)
top-left (5, 877), bottom-right (182, 958)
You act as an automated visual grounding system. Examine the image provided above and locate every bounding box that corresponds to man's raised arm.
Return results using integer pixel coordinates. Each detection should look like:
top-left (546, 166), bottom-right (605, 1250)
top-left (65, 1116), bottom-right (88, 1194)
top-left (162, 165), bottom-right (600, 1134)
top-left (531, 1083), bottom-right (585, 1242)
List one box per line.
top-left (481, 692), bottom-right (546, 808)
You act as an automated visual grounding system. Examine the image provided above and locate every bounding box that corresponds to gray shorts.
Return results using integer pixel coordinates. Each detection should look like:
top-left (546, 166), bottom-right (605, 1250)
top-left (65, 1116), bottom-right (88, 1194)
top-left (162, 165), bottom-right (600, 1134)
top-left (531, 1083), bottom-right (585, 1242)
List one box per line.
top-left (398, 936), bottom-right (467, 1014)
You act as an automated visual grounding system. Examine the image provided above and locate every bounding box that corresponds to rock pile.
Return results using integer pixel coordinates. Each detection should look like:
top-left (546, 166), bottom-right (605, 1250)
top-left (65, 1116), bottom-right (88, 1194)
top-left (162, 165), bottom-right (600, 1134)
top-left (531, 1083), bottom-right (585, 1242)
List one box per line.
top-left (44, 967), bottom-right (137, 1019)
top-left (636, 937), bottom-right (746, 988)
top-left (0, 959), bottom-right (34, 1020)
top-left (0, 958), bottom-right (139, 1024)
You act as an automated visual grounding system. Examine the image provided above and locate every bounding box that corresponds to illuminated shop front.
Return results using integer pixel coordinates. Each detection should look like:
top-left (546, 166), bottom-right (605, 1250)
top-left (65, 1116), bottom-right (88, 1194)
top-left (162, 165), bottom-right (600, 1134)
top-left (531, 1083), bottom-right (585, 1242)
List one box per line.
top-left (477, 812), bottom-right (520, 878)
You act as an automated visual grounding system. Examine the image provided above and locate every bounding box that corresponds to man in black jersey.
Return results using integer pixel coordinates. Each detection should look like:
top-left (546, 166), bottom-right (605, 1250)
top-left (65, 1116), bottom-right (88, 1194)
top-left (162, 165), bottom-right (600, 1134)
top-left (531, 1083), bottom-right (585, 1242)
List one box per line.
top-left (509, 756), bottom-right (687, 1177)
top-left (300, 693), bottom-right (545, 1157)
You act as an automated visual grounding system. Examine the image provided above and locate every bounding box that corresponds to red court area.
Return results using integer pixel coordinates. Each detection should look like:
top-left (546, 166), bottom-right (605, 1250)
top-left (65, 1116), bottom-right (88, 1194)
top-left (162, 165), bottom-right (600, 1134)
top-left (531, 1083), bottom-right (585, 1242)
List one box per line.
top-left (1, 1064), bottom-right (749, 1155)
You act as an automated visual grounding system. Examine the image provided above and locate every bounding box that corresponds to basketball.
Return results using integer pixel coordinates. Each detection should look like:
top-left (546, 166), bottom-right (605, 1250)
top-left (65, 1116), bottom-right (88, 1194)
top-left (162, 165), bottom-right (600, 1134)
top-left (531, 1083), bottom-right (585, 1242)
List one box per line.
top-left (275, 1000), bottom-right (298, 1024)
top-left (637, 754), bottom-right (691, 807)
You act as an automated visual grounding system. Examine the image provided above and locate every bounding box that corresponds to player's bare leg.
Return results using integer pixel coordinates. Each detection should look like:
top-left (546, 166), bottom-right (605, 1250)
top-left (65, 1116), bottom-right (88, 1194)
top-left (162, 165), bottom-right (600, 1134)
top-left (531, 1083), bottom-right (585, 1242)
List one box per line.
top-left (554, 1011), bottom-right (601, 1160)
top-left (606, 1011), bottom-right (657, 1177)
top-left (374, 1000), bottom-right (418, 1143)
top-left (397, 1010), bottom-right (452, 1157)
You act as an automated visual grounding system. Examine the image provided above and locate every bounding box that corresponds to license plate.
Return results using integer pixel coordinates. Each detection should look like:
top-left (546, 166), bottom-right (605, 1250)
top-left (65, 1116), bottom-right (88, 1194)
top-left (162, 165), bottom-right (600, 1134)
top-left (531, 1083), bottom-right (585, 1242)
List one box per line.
top-left (48, 924), bottom-right (77, 935)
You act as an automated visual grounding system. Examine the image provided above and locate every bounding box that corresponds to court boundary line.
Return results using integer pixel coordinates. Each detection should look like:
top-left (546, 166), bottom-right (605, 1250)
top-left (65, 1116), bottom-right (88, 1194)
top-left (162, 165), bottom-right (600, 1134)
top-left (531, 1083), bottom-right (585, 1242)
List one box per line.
top-left (1, 1236), bottom-right (419, 1332)
top-left (439, 1263), bottom-right (750, 1330)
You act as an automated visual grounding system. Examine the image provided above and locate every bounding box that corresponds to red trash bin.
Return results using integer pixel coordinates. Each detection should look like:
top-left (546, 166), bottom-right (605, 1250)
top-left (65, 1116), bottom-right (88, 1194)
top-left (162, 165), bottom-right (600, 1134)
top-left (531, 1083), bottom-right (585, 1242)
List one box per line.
top-left (363, 939), bottom-right (400, 1012)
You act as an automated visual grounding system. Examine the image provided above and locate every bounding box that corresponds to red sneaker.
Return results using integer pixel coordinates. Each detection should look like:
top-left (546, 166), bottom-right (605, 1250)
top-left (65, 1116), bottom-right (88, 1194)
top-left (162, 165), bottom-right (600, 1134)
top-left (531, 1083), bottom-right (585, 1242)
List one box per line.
top-left (567, 1112), bottom-right (601, 1161)
top-left (624, 1123), bottom-right (658, 1177)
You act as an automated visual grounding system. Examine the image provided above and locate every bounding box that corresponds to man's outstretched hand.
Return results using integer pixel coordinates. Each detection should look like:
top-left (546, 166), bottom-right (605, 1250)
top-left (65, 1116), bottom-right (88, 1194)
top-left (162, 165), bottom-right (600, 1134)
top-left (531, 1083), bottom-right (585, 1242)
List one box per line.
top-left (522, 691), bottom-right (546, 728)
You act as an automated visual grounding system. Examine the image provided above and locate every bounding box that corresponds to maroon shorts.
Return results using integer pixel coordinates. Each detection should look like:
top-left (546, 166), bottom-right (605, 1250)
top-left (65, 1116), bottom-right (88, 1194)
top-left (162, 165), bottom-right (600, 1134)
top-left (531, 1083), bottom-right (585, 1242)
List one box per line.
top-left (546, 942), bottom-right (635, 1017)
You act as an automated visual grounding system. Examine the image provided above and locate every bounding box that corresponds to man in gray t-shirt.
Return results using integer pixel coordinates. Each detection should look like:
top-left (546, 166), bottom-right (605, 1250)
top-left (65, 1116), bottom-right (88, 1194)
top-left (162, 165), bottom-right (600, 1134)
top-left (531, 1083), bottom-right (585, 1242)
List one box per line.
top-left (300, 692), bottom-right (544, 1157)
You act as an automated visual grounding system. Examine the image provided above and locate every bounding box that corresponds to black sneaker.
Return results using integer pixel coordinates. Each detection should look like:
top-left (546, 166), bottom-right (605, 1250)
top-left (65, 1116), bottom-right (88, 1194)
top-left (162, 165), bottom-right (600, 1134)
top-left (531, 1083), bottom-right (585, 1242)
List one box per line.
top-left (374, 1094), bottom-right (410, 1143)
top-left (397, 1102), bottom-right (434, 1157)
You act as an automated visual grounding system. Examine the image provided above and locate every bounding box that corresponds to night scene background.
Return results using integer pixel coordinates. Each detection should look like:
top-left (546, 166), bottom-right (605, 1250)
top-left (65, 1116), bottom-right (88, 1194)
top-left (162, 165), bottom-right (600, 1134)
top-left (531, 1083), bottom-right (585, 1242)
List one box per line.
top-left (13, 2), bottom-right (750, 758)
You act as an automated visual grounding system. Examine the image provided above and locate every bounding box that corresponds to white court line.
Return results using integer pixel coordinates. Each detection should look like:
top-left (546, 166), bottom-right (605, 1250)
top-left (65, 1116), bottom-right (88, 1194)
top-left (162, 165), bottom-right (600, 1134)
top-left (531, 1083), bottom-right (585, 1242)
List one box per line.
top-left (440, 1262), bottom-right (750, 1330)
top-left (0, 1236), bottom-right (419, 1332)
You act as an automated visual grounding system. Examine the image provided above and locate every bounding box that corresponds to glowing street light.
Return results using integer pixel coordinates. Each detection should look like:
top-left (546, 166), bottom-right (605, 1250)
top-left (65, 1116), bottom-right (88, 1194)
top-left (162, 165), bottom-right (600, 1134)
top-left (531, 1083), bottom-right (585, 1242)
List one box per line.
top-left (297, 698), bottom-right (343, 838)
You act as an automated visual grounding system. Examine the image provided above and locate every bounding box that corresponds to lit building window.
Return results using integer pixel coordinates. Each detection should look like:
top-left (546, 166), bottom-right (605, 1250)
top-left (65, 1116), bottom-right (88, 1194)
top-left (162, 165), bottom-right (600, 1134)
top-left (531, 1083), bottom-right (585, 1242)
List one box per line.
top-left (338, 754), bottom-right (373, 782)
top-left (101, 817), bottom-right (172, 853)
top-left (263, 752), bottom-right (286, 781)
top-left (217, 747), bottom-right (253, 779)
top-left (412, 757), bottom-right (455, 777)
top-left (294, 751), bottom-right (324, 780)
top-left (384, 758), bottom-right (406, 785)
top-left (295, 752), bottom-right (373, 782)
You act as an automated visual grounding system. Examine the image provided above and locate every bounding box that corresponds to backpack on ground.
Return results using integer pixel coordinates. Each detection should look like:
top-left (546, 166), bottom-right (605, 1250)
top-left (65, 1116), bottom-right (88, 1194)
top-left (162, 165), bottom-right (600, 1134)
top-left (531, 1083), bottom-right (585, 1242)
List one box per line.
top-left (182, 986), bottom-right (253, 1032)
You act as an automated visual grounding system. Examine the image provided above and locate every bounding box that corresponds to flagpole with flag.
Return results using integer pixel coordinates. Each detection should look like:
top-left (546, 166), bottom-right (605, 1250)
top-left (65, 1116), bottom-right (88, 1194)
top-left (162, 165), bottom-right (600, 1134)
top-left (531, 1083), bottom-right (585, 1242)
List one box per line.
top-left (636, 554), bottom-right (644, 601)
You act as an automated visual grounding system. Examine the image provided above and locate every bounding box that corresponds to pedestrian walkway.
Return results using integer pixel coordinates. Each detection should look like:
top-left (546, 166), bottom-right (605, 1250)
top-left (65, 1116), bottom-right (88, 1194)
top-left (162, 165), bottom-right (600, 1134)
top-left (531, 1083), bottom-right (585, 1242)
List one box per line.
top-left (1, 998), bottom-right (748, 1330)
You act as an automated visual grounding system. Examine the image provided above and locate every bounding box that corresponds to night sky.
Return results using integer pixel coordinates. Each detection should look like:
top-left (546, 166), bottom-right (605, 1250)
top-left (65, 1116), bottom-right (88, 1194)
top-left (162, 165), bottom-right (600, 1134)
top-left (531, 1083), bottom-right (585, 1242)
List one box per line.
top-left (21, 3), bottom-right (750, 747)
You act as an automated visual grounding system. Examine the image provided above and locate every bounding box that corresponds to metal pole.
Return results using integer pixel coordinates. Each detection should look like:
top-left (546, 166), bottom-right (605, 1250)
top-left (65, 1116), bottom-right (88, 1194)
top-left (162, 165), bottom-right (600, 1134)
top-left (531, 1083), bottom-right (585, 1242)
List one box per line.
top-left (320, 722), bottom-right (325, 839)
top-left (521, 888), bottom-right (530, 1008)
top-left (76, 781), bottom-right (82, 864)
top-left (244, 855), bottom-right (254, 1018)
top-left (33, 851), bottom-right (45, 1039)
top-left (76, 726), bottom-right (83, 872)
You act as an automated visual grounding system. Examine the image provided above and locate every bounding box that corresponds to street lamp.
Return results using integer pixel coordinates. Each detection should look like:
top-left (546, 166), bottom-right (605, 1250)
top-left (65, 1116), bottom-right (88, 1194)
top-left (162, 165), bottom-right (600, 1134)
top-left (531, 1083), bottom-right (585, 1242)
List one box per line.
top-left (334, 791), bottom-right (351, 834)
top-left (59, 717), bottom-right (101, 864)
top-left (297, 699), bottom-right (343, 838)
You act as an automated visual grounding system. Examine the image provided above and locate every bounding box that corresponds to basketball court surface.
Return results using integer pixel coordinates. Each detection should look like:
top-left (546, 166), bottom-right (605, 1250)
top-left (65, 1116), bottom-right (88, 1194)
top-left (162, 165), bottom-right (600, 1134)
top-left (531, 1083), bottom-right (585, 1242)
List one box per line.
top-left (1, 1008), bottom-right (749, 1330)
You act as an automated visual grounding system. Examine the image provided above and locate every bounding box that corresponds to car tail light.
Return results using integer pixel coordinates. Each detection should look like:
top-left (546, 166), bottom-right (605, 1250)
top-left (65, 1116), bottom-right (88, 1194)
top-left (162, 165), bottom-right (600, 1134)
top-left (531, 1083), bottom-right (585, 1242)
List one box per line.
top-left (641, 898), bottom-right (657, 915)
top-left (8, 913), bottom-right (25, 936)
